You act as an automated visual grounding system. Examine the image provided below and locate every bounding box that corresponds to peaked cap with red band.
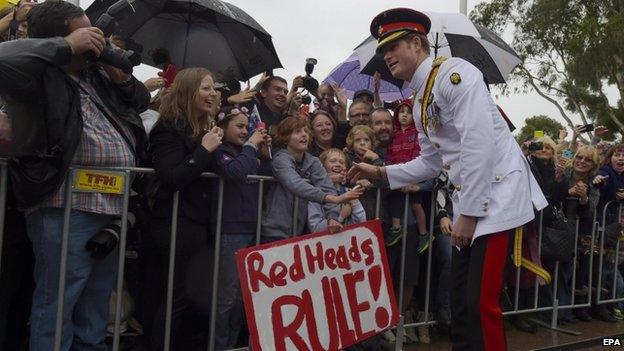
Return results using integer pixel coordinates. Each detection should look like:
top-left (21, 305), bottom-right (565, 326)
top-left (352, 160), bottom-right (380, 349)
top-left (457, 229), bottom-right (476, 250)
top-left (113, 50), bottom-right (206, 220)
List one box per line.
top-left (370, 8), bottom-right (431, 53)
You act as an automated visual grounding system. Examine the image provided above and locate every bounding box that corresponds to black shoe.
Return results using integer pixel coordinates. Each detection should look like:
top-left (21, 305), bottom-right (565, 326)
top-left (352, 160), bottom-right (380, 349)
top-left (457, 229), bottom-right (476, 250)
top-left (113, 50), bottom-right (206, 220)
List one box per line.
top-left (595, 305), bottom-right (618, 323)
top-left (574, 308), bottom-right (592, 322)
top-left (385, 227), bottom-right (402, 247)
top-left (512, 316), bottom-right (537, 333)
top-left (416, 233), bottom-right (434, 254)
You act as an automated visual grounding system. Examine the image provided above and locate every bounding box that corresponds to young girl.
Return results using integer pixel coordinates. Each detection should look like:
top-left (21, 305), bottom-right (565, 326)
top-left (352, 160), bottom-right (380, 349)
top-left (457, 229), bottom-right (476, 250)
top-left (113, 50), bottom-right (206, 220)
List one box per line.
top-left (211, 105), bottom-right (271, 349)
top-left (387, 100), bottom-right (430, 252)
top-left (345, 125), bottom-right (384, 167)
top-left (308, 148), bottom-right (366, 231)
top-left (261, 117), bottom-right (363, 243)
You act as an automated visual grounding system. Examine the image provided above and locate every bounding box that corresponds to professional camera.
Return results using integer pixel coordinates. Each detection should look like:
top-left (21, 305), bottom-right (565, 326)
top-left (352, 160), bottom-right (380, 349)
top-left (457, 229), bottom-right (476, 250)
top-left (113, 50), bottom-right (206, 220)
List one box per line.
top-left (302, 58), bottom-right (319, 93)
top-left (86, 213), bottom-right (136, 260)
top-left (91, 0), bottom-right (141, 74)
top-left (528, 141), bottom-right (544, 152)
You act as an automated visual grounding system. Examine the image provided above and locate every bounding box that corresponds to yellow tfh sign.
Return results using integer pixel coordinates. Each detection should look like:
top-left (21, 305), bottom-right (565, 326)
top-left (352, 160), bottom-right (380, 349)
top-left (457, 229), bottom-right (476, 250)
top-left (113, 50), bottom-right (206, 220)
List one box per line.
top-left (73, 169), bottom-right (125, 194)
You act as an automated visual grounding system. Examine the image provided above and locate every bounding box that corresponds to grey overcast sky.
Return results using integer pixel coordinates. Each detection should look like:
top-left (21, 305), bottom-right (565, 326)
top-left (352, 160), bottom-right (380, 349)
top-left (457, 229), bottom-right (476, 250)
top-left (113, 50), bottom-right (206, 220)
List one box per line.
top-left (81, 0), bottom-right (584, 133)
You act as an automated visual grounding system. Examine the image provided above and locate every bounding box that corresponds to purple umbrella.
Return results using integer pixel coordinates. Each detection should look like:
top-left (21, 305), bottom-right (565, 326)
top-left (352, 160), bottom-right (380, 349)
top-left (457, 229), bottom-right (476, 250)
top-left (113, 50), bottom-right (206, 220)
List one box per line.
top-left (323, 53), bottom-right (412, 102)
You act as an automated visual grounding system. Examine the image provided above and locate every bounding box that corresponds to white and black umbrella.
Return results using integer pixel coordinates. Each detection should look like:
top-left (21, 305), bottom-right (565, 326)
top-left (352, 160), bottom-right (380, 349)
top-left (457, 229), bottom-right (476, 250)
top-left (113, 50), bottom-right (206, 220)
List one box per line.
top-left (358, 11), bottom-right (521, 85)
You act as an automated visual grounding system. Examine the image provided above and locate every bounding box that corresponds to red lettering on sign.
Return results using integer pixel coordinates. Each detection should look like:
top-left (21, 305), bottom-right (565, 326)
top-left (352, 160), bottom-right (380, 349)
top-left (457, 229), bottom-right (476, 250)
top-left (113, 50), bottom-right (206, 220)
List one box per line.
top-left (269, 261), bottom-right (288, 287)
top-left (247, 252), bottom-right (273, 292)
top-left (368, 265), bottom-right (390, 328)
top-left (102, 175), bottom-right (115, 186)
top-left (320, 277), bottom-right (340, 350)
top-left (272, 289), bottom-right (332, 351)
top-left (305, 241), bottom-right (324, 274)
top-left (344, 270), bottom-right (375, 340)
top-left (331, 275), bottom-right (356, 346)
top-left (348, 236), bottom-right (362, 263)
top-left (290, 245), bottom-right (305, 282)
top-left (237, 221), bottom-right (398, 351)
top-left (361, 238), bottom-right (374, 265)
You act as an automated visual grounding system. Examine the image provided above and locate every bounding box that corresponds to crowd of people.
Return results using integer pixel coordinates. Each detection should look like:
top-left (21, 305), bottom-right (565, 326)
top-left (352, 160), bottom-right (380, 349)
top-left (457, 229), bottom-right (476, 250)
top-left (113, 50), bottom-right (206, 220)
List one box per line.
top-left (0, 1), bottom-right (622, 351)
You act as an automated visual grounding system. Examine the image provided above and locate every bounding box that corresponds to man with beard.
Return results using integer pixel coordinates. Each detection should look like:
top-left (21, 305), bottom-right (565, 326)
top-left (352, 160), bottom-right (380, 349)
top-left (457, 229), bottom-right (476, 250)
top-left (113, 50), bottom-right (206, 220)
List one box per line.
top-left (371, 108), bottom-right (394, 152)
top-left (348, 8), bottom-right (546, 350)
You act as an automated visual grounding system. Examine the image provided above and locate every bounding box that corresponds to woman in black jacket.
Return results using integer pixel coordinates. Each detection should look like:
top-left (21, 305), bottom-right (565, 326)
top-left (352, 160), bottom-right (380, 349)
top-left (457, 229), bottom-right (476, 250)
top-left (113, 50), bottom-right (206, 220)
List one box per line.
top-left (148, 67), bottom-right (223, 350)
top-left (527, 136), bottom-right (573, 325)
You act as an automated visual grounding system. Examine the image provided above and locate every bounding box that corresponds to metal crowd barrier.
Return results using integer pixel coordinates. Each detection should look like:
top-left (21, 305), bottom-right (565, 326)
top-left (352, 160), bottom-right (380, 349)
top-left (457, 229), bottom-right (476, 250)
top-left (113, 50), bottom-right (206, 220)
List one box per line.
top-left (0, 161), bottom-right (622, 351)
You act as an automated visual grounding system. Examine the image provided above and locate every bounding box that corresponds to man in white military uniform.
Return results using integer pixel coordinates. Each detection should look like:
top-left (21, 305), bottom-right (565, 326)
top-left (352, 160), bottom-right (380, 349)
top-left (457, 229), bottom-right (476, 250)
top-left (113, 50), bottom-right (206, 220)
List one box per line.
top-left (348, 8), bottom-right (547, 351)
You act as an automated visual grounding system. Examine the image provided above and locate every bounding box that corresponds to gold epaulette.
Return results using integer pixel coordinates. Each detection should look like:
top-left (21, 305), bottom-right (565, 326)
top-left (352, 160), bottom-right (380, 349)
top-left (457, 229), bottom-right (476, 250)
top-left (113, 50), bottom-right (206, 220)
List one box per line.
top-left (419, 56), bottom-right (448, 137)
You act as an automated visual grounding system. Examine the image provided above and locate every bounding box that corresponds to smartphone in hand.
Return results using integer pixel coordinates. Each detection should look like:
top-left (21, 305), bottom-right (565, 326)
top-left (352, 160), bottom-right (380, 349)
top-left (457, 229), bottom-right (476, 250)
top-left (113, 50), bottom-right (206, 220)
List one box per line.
top-left (579, 124), bottom-right (594, 133)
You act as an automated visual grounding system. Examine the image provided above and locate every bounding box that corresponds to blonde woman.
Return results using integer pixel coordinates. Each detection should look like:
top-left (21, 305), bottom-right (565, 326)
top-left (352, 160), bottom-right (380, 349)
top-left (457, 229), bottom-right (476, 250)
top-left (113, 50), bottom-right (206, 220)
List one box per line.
top-left (564, 146), bottom-right (601, 322)
top-left (149, 67), bottom-right (222, 349)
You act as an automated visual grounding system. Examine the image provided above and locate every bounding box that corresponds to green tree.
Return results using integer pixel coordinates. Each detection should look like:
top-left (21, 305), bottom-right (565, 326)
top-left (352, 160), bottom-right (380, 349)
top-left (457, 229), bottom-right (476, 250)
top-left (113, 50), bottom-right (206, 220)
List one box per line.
top-left (471, 0), bottom-right (624, 140)
top-left (516, 115), bottom-right (565, 142)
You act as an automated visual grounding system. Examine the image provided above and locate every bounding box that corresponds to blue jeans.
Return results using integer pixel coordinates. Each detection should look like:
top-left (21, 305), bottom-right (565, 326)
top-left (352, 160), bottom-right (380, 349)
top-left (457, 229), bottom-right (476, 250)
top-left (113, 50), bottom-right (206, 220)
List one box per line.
top-left (26, 208), bottom-right (118, 351)
top-left (215, 234), bottom-right (254, 350)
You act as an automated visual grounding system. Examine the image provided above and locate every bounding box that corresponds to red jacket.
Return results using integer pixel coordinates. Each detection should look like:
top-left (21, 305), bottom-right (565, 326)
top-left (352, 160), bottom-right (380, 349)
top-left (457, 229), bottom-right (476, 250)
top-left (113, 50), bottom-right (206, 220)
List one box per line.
top-left (387, 123), bottom-right (420, 165)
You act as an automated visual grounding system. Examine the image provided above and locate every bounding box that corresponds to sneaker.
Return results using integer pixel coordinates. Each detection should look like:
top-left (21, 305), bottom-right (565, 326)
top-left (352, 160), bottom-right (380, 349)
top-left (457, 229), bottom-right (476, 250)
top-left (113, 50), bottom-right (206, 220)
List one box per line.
top-left (416, 311), bottom-right (430, 344)
top-left (385, 227), bottom-right (403, 247)
top-left (613, 307), bottom-right (624, 320)
top-left (416, 234), bottom-right (434, 254)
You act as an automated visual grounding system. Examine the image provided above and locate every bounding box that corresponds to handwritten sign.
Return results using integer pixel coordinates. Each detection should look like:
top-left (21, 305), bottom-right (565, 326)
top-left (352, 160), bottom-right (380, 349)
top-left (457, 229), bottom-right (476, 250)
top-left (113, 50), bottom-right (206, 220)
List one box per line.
top-left (236, 220), bottom-right (398, 351)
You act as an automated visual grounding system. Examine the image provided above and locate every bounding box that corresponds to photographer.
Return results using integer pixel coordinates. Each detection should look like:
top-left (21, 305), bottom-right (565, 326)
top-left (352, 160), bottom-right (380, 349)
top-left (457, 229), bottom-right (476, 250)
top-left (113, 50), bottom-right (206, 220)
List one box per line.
top-left (0, 1), bottom-right (149, 350)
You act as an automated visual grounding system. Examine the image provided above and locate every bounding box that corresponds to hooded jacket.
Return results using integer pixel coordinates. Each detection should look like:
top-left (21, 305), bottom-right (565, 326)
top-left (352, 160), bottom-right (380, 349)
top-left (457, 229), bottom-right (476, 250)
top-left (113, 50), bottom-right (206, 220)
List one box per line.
top-left (387, 100), bottom-right (420, 165)
top-left (261, 149), bottom-right (340, 238)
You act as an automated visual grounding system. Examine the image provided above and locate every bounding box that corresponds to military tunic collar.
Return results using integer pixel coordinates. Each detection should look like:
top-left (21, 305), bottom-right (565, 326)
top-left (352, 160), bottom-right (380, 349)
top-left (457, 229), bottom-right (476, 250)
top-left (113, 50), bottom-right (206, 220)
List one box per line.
top-left (408, 57), bottom-right (433, 94)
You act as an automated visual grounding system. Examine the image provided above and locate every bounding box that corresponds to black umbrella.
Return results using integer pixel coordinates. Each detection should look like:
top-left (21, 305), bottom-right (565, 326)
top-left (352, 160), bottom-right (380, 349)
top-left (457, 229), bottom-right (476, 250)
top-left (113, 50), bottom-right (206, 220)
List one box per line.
top-left (86, 0), bottom-right (282, 81)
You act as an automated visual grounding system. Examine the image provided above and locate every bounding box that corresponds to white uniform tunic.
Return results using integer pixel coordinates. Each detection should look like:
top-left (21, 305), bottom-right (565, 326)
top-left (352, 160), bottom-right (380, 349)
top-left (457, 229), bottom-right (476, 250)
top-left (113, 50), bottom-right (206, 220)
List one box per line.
top-left (386, 57), bottom-right (547, 241)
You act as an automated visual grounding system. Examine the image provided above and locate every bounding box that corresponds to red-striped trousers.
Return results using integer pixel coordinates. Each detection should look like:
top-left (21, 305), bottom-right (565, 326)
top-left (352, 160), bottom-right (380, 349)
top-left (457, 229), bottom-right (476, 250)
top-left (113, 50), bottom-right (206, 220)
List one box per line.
top-left (450, 230), bottom-right (512, 351)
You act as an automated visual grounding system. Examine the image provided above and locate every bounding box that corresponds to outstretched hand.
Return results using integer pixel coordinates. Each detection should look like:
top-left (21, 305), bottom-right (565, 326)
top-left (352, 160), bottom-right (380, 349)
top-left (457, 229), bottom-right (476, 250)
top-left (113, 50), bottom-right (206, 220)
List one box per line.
top-left (347, 162), bottom-right (381, 183)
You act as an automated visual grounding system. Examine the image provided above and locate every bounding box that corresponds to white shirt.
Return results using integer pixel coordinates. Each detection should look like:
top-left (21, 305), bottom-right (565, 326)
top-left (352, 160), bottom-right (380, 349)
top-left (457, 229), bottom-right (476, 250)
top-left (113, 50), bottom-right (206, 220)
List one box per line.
top-left (386, 57), bottom-right (547, 240)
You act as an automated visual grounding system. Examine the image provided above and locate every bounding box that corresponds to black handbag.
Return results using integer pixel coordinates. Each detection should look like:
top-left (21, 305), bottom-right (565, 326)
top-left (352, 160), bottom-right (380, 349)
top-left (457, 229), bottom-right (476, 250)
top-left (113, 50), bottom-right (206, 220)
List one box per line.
top-left (541, 206), bottom-right (576, 262)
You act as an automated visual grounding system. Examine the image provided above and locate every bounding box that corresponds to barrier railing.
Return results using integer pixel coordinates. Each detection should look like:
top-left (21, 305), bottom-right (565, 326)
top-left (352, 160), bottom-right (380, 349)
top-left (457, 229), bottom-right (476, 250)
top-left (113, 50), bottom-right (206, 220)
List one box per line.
top-left (0, 161), bottom-right (622, 351)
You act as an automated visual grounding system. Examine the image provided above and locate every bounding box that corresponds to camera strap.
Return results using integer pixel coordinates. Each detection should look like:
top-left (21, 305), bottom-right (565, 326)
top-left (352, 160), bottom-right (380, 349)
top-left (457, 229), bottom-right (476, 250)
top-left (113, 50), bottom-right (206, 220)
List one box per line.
top-left (75, 81), bottom-right (137, 156)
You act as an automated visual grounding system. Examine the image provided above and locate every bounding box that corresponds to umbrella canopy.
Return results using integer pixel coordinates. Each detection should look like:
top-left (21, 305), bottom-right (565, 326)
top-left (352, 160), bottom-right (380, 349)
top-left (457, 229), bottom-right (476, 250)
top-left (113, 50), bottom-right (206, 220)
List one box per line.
top-left (357, 11), bottom-right (521, 84)
top-left (86, 0), bottom-right (282, 81)
top-left (323, 53), bottom-right (412, 102)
